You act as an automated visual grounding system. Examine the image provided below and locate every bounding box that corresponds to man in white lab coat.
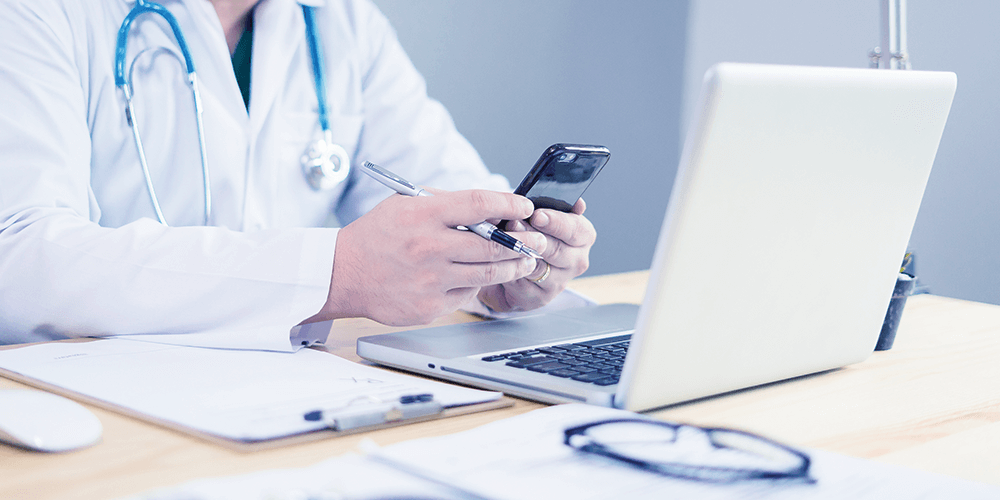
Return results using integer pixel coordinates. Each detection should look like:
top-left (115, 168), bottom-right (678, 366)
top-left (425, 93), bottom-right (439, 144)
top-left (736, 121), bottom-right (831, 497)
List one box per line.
top-left (0, 0), bottom-right (596, 350)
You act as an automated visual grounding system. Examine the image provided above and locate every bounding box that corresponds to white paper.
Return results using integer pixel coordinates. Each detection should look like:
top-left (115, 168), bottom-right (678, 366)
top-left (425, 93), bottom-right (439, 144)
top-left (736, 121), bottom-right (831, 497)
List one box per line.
top-left (125, 451), bottom-right (473, 500)
top-left (0, 338), bottom-right (500, 441)
top-left (126, 403), bottom-right (1000, 500)
top-left (372, 404), bottom-right (1000, 500)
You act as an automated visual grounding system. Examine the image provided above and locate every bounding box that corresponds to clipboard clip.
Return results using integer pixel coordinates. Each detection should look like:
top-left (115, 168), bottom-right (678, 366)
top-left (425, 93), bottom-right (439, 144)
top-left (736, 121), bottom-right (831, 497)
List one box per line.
top-left (303, 393), bottom-right (443, 431)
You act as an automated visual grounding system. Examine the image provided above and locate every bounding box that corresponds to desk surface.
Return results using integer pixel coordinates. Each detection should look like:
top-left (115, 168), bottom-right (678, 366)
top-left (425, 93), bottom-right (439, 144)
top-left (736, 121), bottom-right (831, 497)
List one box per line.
top-left (3, 270), bottom-right (1000, 499)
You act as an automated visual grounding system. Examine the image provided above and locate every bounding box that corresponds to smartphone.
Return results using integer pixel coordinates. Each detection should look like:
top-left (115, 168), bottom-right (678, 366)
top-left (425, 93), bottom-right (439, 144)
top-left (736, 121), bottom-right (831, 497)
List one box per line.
top-left (513, 143), bottom-right (610, 213)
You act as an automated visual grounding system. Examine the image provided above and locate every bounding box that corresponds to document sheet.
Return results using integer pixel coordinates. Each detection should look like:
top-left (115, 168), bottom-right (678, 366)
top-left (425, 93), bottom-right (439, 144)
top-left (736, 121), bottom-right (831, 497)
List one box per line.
top-left (126, 453), bottom-right (471, 500)
top-left (0, 338), bottom-right (500, 442)
top-left (373, 404), bottom-right (1000, 499)
top-left (125, 404), bottom-right (1000, 500)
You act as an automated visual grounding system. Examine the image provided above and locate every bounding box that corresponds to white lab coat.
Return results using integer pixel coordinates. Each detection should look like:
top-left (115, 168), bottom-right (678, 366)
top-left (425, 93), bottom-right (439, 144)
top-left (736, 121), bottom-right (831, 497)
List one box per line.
top-left (0, 0), bottom-right (509, 350)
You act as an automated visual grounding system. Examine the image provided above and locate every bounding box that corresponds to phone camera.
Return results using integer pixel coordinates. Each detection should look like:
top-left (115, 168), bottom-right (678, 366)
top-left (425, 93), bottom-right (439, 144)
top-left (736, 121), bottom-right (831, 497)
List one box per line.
top-left (558, 152), bottom-right (577, 162)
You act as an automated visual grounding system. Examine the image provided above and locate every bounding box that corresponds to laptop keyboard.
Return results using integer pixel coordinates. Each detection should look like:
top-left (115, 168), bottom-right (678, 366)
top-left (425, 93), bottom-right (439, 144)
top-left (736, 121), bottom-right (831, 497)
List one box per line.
top-left (480, 334), bottom-right (631, 386)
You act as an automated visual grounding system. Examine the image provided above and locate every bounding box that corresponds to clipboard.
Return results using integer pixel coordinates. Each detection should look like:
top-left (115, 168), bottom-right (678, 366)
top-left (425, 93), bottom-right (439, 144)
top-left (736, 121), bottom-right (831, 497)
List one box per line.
top-left (0, 338), bottom-right (512, 452)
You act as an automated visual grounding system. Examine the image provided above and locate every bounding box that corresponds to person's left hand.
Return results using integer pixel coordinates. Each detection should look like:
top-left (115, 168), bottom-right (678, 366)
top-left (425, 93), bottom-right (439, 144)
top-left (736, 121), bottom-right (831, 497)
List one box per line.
top-left (477, 199), bottom-right (596, 311)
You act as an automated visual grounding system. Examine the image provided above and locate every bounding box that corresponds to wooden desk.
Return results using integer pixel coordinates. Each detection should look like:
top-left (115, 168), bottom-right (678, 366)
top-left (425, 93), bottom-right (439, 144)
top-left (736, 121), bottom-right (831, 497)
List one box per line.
top-left (2, 270), bottom-right (1000, 499)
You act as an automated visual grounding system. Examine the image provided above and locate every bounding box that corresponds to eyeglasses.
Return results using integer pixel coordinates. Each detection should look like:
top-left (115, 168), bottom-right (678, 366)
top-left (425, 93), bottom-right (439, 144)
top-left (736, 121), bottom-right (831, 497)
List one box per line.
top-left (564, 418), bottom-right (814, 483)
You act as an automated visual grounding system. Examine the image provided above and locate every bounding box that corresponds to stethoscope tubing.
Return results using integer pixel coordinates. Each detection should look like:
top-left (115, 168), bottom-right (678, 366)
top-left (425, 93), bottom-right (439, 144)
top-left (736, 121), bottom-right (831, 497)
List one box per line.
top-left (114, 2), bottom-right (335, 226)
top-left (115, 0), bottom-right (196, 86)
top-left (301, 6), bottom-right (330, 133)
top-left (116, 0), bottom-right (211, 226)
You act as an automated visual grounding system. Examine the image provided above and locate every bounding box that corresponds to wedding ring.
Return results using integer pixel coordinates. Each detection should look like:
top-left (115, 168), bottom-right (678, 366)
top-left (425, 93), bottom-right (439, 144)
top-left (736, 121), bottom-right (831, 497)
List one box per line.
top-left (527, 261), bottom-right (551, 284)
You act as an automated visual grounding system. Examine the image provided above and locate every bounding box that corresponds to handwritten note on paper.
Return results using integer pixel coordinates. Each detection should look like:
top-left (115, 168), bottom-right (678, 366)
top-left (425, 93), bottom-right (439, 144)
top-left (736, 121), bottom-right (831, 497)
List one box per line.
top-left (0, 338), bottom-right (500, 442)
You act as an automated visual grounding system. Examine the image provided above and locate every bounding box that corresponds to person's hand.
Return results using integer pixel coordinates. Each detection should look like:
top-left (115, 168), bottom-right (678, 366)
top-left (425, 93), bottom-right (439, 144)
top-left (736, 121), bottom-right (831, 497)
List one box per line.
top-left (477, 199), bottom-right (596, 312)
top-left (310, 190), bottom-right (546, 326)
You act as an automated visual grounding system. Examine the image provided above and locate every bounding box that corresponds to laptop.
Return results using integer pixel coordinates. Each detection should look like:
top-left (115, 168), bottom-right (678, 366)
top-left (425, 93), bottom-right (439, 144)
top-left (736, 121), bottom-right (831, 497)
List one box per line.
top-left (357, 63), bottom-right (957, 412)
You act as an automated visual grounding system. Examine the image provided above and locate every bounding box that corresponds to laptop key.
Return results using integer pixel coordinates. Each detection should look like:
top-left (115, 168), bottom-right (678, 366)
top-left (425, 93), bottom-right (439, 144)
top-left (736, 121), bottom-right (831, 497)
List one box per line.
top-left (578, 334), bottom-right (632, 347)
top-left (547, 353), bottom-right (574, 361)
top-left (526, 361), bottom-right (571, 373)
top-left (593, 377), bottom-right (619, 386)
top-left (571, 372), bottom-right (611, 383)
top-left (506, 356), bottom-right (554, 368)
top-left (481, 355), bottom-right (506, 362)
top-left (548, 369), bottom-right (583, 378)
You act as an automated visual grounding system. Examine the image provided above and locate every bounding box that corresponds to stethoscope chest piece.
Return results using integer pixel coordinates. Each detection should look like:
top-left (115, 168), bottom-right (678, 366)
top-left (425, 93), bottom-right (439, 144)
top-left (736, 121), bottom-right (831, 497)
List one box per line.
top-left (302, 131), bottom-right (351, 190)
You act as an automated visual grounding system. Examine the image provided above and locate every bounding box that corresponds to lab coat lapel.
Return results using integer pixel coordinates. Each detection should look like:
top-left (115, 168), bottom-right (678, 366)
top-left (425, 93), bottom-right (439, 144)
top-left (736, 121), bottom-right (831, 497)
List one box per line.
top-left (249, 0), bottom-right (306, 137)
top-left (177, 0), bottom-right (249, 121)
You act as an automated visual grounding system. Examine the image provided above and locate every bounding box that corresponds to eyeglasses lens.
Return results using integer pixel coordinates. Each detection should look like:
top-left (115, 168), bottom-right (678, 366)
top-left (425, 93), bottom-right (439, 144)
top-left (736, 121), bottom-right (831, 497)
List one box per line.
top-left (578, 422), bottom-right (803, 475)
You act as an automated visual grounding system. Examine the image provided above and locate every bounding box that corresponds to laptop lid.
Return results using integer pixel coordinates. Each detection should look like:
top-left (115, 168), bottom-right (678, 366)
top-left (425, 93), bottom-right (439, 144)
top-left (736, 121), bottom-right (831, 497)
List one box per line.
top-left (357, 63), bottom-right (956, 411)
top-left (615, 63), bottom-right (956, 411)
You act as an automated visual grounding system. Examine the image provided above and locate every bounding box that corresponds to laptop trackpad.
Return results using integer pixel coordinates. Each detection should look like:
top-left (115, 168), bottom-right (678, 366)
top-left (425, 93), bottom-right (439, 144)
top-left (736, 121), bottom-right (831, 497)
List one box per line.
top-left (359, 304), bottom-right (639, 358)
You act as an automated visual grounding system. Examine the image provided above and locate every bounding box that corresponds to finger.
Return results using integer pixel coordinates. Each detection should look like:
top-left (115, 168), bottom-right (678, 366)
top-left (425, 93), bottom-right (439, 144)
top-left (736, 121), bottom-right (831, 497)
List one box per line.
top-left (450, 257), bottom-right (538, 288)
top-left (444, 286), bottom-right (480, 311)
top-left (506, 225), bottom-right (591, 277)
top-left (445, 228), bottom-right (547, 263)
top-left (433, 190), bottom-right (535, 228)
top-left (572, 198), bottom-right (587, 215)
top-left (481, 264), bottom-right (562, 311)
top-left (524, 259), bottom-right (552, 283)
top-left (477, 284), bottom-right (518, 313)
top-left (504, 222), bottom-right (578, 267)
top-left (528, 209), bottom-right (596, 248)
top-left (421, 186), bottom-right (447, 195)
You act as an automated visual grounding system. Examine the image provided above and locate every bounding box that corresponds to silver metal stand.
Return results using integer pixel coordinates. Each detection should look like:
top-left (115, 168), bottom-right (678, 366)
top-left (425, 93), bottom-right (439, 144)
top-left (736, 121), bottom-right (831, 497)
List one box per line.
top-left (869, 0), bottom-right (911, 69)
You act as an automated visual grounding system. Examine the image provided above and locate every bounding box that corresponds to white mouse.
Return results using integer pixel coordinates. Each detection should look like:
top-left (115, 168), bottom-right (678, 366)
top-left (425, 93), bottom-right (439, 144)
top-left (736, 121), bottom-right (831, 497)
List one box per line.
top-left (0, 389), bottom-right (103, 452)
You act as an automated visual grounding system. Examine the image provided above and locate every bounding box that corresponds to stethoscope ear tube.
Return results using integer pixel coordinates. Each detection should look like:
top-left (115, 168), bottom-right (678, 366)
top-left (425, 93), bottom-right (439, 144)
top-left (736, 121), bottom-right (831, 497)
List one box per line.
top-left (115, 0), bottom-right (210, 226)
top-left (115, 0), bottom-right (197, 88)
top-left (115, 2), bottom-right (348, 226)
top-left (123, 87), bottom-right (168, 225)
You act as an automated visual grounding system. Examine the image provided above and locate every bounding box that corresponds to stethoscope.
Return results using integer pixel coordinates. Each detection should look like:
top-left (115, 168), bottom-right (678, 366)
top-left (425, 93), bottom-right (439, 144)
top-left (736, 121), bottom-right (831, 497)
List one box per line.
top-left (115, 0), bottom-right (350, 226)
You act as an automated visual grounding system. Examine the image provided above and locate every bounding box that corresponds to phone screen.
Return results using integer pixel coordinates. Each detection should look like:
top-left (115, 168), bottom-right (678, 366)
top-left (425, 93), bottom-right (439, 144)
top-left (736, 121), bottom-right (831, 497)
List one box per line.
top-left (515, 144), bottom-right (610, 212)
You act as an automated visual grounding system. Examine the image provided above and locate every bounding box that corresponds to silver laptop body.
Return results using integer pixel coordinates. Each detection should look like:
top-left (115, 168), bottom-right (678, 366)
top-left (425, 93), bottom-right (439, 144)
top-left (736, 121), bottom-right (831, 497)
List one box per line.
top-left (357, 63), bottom-right (957, 412)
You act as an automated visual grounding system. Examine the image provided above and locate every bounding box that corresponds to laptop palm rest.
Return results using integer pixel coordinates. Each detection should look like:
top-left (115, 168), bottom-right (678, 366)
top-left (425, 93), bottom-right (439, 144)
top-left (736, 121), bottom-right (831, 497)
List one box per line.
top-left (359, 304), bottom-right (640, 358)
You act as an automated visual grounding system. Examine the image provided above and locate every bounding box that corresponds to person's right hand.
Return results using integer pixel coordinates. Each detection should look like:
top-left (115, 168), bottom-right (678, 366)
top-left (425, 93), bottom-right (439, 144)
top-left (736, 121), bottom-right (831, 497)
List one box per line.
top-left (311, 189), bottom-right (546, 326)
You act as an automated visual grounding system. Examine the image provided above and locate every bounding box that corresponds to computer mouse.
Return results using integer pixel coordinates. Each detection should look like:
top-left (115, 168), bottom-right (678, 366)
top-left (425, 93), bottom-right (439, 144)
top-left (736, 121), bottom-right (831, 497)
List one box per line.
top-left (0, 389), bottom-right (103, 452)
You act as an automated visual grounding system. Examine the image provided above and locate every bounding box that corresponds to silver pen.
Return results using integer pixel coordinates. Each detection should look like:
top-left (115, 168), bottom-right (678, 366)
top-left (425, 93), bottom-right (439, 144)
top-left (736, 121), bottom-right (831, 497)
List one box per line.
top-left (361, 161), bottom-right (542, 259)
top-left (303, 394), bottom-right (443, 431)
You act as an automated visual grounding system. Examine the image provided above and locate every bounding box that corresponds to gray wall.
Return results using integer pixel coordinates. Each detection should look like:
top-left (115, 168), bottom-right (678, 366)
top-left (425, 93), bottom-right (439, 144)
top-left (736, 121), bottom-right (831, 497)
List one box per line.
top-left (686, 0), bottom-right (1000, 305)
top-left (375, 0), bottom-right (999, 306)
top-left (374, 0), bottom-right (690, 277)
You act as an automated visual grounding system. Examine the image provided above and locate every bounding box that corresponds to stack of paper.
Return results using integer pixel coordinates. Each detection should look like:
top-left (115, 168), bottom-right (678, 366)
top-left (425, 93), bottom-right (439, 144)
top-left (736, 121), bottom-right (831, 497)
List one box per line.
top-left (126, 404), bottom-right (1000, 499)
